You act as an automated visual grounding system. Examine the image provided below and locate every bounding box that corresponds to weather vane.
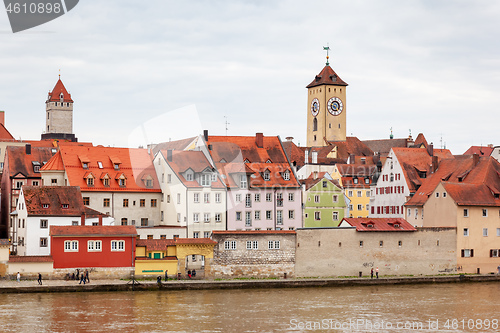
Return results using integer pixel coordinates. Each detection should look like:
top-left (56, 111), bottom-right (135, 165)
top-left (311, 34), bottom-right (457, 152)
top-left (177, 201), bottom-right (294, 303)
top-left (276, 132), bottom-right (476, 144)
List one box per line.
top-left (224, 116), bottom-right (230, 136)
top-left (323, 44), bottom-right (330, 65)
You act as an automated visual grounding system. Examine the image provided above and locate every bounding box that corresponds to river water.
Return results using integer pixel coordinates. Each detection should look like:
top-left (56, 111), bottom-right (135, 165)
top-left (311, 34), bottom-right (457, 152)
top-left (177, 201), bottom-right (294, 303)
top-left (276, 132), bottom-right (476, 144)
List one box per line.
top-left (1, 282), bottom-right (499, 332)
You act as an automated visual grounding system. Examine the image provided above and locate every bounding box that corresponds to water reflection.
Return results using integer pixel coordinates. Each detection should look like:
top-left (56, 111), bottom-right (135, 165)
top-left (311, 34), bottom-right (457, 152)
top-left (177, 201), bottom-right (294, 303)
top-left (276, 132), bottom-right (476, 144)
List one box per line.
top-left (1, 282), bottom-right (499, 332)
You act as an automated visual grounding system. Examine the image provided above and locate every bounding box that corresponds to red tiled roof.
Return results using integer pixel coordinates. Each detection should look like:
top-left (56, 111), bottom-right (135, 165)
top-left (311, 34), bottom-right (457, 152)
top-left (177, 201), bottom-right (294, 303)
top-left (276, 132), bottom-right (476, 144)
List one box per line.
top-left (53, 146), bottom-right (161, 192)
top-left (212, 230), bottom-right (296, 235)
top-left (6, 146), bottom-right (55, 178)
top-left (393, 147), bottom-right (453, 193)
top-left (174, 238), bottom-right (217, 245)
top-left (363, 138), bottom-right (411, 157)
top-left (136, 238), bottom-right (175, 250)
top-left (413, 133), bottom-right (428, 148)
top-left (9, 255), bottom-right (53, 262)
top-left (23, 186), bottom-right (85, 216)
top-left (0, 123), bottom-right (15, 141)
top-left (41, 150), bottom-right (65, 171)
top-left (341, 218), bottom-right (416, 231)
top-left (463, 146), bottom-right (493, 156)
top-left (152, 137), bottom-right (198, 156)
top-left (406, 155), bottom-right (500, 207)
top-left (50, 225), bottom-right (137, 236)
top-left (161, 150), bottom-right (225, 188)
top-left (306, 65), bottom-right (348, 88)
top-left (47, 79), bottom-right (73, 103)
top-left (443, 183), bottom-right (500, 207)
top-left (207, 135), bottom-right (300, 189)
top-left (300, 172), bottom-right (341, 191)
top-left (84, 206), bottom-right (109, 218)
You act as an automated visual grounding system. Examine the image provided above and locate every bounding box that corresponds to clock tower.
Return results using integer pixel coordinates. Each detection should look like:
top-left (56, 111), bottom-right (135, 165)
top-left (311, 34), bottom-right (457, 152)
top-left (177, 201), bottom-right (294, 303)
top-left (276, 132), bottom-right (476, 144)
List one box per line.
top-left (306, 50), bottom-right (348, 147)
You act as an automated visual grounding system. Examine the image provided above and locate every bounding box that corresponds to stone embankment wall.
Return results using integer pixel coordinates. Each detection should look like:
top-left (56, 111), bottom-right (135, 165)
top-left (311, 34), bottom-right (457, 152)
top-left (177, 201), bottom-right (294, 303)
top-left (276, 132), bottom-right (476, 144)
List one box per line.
top-left (211, 233), bottom-right (296, 278)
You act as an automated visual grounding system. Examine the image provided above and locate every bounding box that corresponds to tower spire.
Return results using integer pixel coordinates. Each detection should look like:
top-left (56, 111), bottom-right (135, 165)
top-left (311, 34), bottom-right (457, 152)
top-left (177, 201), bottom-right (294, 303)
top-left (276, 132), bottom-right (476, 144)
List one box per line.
top-left (58, 69), bottom-right (61, 80)
top-left (323, 44), bottom-right (330, 66)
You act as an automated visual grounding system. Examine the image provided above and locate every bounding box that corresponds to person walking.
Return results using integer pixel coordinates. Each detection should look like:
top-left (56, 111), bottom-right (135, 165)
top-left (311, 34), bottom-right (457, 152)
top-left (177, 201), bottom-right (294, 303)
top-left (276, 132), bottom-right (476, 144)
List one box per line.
top-left (164, 270), bottom-right (168, 281)
top-left (79, 272), bottom-right (86, 285)
top-left (370, 268), bottom-right (374, 279)
top-left (37, 273), bottom-right (42, 285)
top-left (85, 270), bottom-right (90, 283)
top-left (376, 267), bottom-right (379, 279)
top-left (16, 272), bottom-right (20, 282)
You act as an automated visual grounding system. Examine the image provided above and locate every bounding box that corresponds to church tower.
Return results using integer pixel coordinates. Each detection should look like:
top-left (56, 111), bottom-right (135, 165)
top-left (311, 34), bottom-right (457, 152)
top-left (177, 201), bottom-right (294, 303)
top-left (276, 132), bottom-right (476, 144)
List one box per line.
top-left (42, 76), bottom-right (77, 142)
top-left (306, 49), bottom-right (348, 147)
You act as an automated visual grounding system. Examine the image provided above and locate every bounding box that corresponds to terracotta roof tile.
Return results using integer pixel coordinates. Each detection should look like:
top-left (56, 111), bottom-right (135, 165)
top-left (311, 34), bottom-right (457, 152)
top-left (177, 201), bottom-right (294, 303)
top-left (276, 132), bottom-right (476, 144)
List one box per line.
top-left (41, 150), bottom-right (65, 171)
top-left (9, 255), bottom-right (53, 262)
top-left (0, 123), bottom-right (15, 141)
top-left (306, 65), bottom-right (348, 88)
top-left (136, 238), bottom-right (175, 250)
top-left (47, 79), bottom-right (73, 103)
top-left (53, 146), bottom-right (161, 192)
top-left (463, 146), bottom-right (493, 156)
top-left (50, 225), bottom-right (137, 236)
top-left (342, 218), bottom-right (416, 231)
top-left (363, 138), bottom-right (410, 157)
top-left (6, 146), bottom-right (55, 178)
top-left (174, 238), bottom-right (217, 245)
top-left (23, 186), bottom-right (85, 217)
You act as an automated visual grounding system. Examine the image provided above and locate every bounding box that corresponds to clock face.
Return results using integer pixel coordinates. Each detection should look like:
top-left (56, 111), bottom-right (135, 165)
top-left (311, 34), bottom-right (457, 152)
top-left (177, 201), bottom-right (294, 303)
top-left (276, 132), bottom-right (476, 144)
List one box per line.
top-left (311, 98), bottom-right (320, 117)
top-left (327, 97), bottom-right (344, 116)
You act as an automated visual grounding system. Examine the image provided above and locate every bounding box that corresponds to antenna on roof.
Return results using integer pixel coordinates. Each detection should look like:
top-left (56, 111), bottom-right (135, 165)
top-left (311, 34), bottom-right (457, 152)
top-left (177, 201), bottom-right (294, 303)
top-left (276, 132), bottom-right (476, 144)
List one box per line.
top-left (390, 127), bottom-right (393, 140)
top-left (58, 69), bottom-right (61, 79)
top-left (323, 44), bottom-right (330, 65)
top-left (224, 116), bottom-right (230, 136)
top-left (440, 134), bottom-right (443, 149)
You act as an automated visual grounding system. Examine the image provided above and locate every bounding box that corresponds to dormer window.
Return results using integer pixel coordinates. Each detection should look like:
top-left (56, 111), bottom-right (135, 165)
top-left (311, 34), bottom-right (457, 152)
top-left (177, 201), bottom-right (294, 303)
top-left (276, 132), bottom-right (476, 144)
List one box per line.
top-left (263, 170), bottom-right (271, 181)
top-left (42, 204), bottom-right (49, 209)
top-left (365, 178), bottom-right (370, 184)
top-left (119, 178), bottom-right (126, 186)
top-left (201, 174), bottom-right (210, 186)
top-left (98, 161), bottom-right (103, 169)
top-left (220, 158), bottom-right (227, 163)
top-left (283, 170), bottom-right (290, 181)
top-left (62, 204), bottom-right (69, 209)
top-left (186, 173), bottom-right (193, 181)
top-left (82, 163), bottom-right (89, 169)
top-left (32, 161), bottom-right (41, 173)
top-left (114, 164), bottom-right (120, 170)
top-left (266, 159), bottom-right (272, 163)
top-left (103, 178), bottom-right (110, 186)
top-left (367, 223), bottom-right (374, 228)
top-left (353, 177), bottom-right (358, 184)
top-left (211, 174), bottom-right (217, 182)
top-left (87, 177), bottom-right (94, 186)
top-left (240, 175), bottom-right (247, 189)
top-left (146, 179), bottom-right (153, 187)
top-left (244, 159), bottom-right (250, 163)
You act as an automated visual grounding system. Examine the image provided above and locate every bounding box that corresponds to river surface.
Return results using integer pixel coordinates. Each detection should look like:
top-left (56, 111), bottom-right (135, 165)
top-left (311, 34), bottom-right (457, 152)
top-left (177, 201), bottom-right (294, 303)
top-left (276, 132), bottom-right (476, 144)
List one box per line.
top-left (1, 282), bottom-right (499, 332)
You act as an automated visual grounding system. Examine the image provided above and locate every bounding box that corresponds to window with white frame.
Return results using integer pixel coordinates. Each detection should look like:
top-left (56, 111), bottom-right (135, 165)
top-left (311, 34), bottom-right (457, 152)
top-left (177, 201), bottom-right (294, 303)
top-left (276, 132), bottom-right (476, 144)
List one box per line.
top-left (245, 211), bottom-right (252, 227)
top-left (236, 194), bottom-right (242, 202)
top-left (288, 193), bottom-right (294, 201)
top-left (40, 219), bottom-right (48, 229)
top-left (277, 210), bottom-right (283, 225)
top-left (194, 193), bottom-right (200, 203)
top-left (348, 190), bottom-right (353, 197)
top-left (268, 240), bottom-right (280, 249)
top-left (263, 170), bottom-right (271, 181)
top-left (201, 174), bottom-right (210, 186)
top-left (204, 193), bottom-right (210, 203)
top-left (64, 240), bottom-right (78, 252)
top-left (167, 174), bottom-right (172, 183)
top-left (186, 173), bottom-right (193, 181)
top-left (314, 195), bottom-right (320, 203)
top-left (314, 211), bottom-right (321, 220)
top-left (40, 237), bottom-right (48, 247)
top-left (266, 210), bottom-right (272, 220)
top-left (289, 210), bottom-right (294, 219)
top-left (111, 240), bottom-right (125, 251)
top-left (357, 191), bottom-right (362, 197)
top-left (177, 193), bottom-right (181, 204)
top-left (245, 194), bottom-right (252, 208)
top-left (497, 228), bottom-right (500, 237)
top-left (236, 211), bottom-right (242, 221)
top-left (204, 231), bottom-right (210, 238)
top-left (224, 240), bottom-right (237, 250)
top-left (283, 170), bottom-right (290, 181)
top-left (357, 204), bottom-right (363, 211)
top-left (240, 175), bottom-right (247, 189)
top-left (333, 211), bottom-right (339, 220)
top-left (461, 249), bottom-right (474, 257)
top-left (255, 193), bottom-right (260, 202)
top-left (204, 213), bottom-right (210, 223)
top-left (483, 209), bottom-right (488, 217)
top-left (211, 174), bottom-right (217, 182)
top-left (255, 211), bottom-right (261, 220)
top-left (483, 228), bottom-right (489, 237)
top-left (266, 193), bottom-right (272, 202)
top-left (215, 213), bottom-right (222, 222)
top-left (193, 213), bottom-right (199, 223)
top-left (193, 232), bottom-right (199, 238)
top-left (491, 249), bottom-right (500, 257)
top-left (215, 193), bottom-right (221, 203)
top-left (88, 240), bottom-right (102, 251)
top-left (246, 240), bottom-right (258, 250)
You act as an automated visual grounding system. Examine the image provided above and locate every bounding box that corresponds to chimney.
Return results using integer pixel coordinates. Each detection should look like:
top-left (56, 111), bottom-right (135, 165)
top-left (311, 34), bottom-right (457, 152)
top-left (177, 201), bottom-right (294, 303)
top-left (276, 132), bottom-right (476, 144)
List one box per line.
top-left (203, 129), bottom-right (209, 142)
top-left (427, 143), bottom-right (434, 157)
top-left (167, 149), bottom-right (172, 162)
top-left (81, 213), bottom-right (86, 226)
top-left (473, 153), bottom-right (480, 166)
top-left (256, 133), bottom-right (263, 148)
top-left (98, 214), bottom-right (103, 226)
top-left (0, 110), bottom-right (4, 126)
top-left (285, 137), bottom-right (294, 142)
top-left (25, 143), bottom-right (31, 155)
top-left (431, 156), bottom-right (438, 173)
top-left (313, 171), bottom-right (318, 180)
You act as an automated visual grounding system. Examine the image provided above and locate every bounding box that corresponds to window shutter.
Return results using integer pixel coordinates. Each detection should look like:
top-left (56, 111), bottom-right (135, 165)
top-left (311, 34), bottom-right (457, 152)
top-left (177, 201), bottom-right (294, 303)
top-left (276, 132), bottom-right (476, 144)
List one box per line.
top-left (471, 249), bottom-right (474, 257)
top-left (461, 249), bottom-right (465, 257)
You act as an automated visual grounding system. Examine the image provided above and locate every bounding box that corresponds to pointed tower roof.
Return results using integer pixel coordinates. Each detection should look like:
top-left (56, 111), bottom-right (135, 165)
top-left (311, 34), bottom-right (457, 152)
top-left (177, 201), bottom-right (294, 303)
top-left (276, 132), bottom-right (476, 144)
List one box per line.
top-left (47, 79), bottom-right (73, 103)
top-left (41, 150), bottom-right (65, 171)
top-left (306, 65), bottom-right (348, 88)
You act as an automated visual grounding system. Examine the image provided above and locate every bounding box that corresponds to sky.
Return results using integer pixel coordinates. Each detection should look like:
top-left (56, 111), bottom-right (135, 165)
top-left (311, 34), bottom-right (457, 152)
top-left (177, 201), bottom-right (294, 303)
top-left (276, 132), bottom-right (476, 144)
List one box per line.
top-left (1, 0), bottom-right (500, 154)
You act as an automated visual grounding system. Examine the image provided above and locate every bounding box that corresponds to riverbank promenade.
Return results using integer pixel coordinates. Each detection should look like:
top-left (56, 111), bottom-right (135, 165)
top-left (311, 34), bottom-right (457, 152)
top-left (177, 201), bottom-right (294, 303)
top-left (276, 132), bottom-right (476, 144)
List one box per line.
top-left (1, 274), bottom-right (500, 294)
